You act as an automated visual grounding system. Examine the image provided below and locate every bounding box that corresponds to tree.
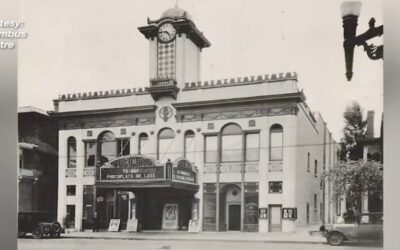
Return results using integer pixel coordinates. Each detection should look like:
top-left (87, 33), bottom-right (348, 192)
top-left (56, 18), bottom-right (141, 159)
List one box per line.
top-left (340, 101), bottom-right (367, 161)
top-left (322, 160), bottom-right (383, 217)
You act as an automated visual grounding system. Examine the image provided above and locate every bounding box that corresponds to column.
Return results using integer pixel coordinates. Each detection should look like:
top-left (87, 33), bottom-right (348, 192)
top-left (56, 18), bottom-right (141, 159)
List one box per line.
top-left (258, 128), bottom-right (268, 232)
top-left (282, 115), bottom-right (297, 233)
top-left (75, 138), bottom-right (85, 231)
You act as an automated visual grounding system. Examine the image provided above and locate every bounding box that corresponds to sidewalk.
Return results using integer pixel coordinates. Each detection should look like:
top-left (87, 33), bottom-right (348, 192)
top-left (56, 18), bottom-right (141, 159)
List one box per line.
top-left (61, 226), bottom-right (326, 244)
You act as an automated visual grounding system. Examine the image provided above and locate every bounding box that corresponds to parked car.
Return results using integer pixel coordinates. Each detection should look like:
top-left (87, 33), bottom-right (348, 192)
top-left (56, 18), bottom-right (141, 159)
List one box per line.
top-left (18, 211), bottom-right (62, 239)
top-left (320, 212), bottom-right (383, 246)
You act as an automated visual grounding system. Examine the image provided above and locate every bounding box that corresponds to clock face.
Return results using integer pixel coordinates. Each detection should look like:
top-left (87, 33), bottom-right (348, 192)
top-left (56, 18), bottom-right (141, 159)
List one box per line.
top-left (158, 23), bottom-right (176, 43)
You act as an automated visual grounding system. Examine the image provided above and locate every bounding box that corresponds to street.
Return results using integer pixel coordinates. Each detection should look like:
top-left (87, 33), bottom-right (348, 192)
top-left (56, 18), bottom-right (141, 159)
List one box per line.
top-left (18, 238), bottom-right (383, 250)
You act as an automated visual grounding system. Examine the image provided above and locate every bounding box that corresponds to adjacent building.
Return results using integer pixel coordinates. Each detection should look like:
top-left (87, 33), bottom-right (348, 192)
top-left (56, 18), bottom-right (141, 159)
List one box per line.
top-left (18, 106), bottom-right (58, 215)
top-left (51, 7), bottom-right (338, 233)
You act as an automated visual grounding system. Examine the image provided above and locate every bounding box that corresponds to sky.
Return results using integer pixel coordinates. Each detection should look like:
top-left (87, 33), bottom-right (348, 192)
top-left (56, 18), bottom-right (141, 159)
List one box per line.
top-left (17, 0), bottom-right (383, 141)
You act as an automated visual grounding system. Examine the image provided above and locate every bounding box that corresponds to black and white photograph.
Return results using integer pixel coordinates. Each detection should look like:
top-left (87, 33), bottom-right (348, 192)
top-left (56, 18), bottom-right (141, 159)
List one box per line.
top-left (0, 0), bottom-right (388, 249)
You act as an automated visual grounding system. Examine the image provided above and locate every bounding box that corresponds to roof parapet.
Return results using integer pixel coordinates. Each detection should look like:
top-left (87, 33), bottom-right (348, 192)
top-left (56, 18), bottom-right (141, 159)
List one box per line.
top-left (183, 72), bottom-right (297, 90)
top-left (54, 87), bottom-right (149, 103)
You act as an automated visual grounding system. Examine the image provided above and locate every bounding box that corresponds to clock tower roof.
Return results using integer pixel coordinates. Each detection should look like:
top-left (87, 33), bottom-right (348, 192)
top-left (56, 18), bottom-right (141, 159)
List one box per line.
top-left (160, 7), bottom-right (193, 21)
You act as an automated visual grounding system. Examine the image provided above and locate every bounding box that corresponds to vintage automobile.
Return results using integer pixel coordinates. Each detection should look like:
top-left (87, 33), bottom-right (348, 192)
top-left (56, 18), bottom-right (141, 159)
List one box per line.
top-left (320, 212), bottom-right (383, 246)
top-left (18, 211), bottom-right (62, 239)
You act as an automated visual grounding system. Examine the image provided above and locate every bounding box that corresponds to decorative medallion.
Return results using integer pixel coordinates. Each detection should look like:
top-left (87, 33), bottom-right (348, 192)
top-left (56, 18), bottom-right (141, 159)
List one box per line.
top-left (159, 106), bottom-right (173, 122)
top-left (249, 120), bottom-right (256, 127)
top-left (87, 130), bottom-right (93, 137)
top-left (207, 123), bottom-right (214, 129)
top-left (120, 128), bottom-right (127, 135)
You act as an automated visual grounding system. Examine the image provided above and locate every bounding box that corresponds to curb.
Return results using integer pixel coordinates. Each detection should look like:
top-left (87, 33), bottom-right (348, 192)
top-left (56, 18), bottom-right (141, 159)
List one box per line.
top-left (59, 235), bottom-right (326, 244)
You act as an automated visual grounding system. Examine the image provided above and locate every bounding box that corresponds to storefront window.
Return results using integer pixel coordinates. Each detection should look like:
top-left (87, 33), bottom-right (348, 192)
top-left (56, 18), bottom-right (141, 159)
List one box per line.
top-left (184, 130), bottom-right (195, 162)
top-left (205, 135), bottom-right (217, 163)
top-left (158, 128), bottom-right (175, 161)
top-left (84, 141), bottom-right (96, 167)
top-left (67, 137), bottom-right (77, 168)
top-left (245, 133), bottom-right (259, 162)
top-left (221, 124), bottom-right (242, 162)
top-left (269, 124), bottom-right (283, 161)
top-left (138, 133), bottom-right (149, 155)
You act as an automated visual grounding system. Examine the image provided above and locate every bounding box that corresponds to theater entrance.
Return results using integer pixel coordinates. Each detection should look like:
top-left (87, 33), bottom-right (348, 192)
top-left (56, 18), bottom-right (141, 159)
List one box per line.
top-left (92, 155), bottom-right (199, 231)
top-left (95, 187), bottom-right (195, 231)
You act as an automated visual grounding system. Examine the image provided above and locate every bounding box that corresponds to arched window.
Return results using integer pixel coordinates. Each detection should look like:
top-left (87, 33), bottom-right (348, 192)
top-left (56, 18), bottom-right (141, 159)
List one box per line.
top-left (138, 133), bottom-right (149, 155)
top-left (158, 128), bottom-right (175, 161)
top-left (184, 130), bottom-right (195, 162)
top-left (269, 124), bottom-right (283, 161)
top-left (67, 137), bottom-right (77, 168)
top-left (221, 124), bottom-right (242, 162)
top-left (98, 131), bottom-right (117, 165)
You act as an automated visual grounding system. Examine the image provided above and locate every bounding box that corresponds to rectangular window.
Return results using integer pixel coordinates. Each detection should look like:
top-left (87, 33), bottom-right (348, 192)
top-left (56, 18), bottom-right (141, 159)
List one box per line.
top-left (314, 160), bottom-right (318, 177)
top-left (307, 153), bottom-right (310, 172)
top-left (67, 185), bottom-right (76, 196)
top-left (269, 181), bottom-right (282, 193)
top-left (205, 135), bottom-right (218, 163)
top-left (117, 138), bottom-right (130, 157)
top-left (320, 202), bottom-right (323, 220)
top-left (245, 133), bottom-right (260, 162)
top-left (84, 141), bottom-right (97, 167)
top-left (314, 194), bottom-right (317, 210)
top-left (221, 134), bottom-right (242, 162)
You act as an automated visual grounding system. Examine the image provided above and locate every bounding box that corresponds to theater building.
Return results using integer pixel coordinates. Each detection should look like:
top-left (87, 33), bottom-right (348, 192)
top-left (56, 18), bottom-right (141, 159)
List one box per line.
top-left (51, 7), bottom-right (338, 233)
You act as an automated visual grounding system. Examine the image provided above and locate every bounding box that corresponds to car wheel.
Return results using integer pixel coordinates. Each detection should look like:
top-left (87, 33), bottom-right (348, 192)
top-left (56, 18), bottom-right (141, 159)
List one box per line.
top-left (327, 231), bottom-right (345, 246)
top-left (32, 227), bottom-right (43, 239)
top-left (50, 222), bottom-right (61, 238)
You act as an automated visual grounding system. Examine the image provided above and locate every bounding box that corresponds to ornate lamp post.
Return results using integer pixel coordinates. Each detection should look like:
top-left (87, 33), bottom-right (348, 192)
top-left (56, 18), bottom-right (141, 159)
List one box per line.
top-left (341, 1), bottom-right (383, 81)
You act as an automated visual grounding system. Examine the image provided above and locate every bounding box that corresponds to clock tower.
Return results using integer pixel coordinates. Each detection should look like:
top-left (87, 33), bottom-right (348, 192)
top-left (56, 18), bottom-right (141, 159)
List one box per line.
top-left (139, 7), bottom-right (211, 101)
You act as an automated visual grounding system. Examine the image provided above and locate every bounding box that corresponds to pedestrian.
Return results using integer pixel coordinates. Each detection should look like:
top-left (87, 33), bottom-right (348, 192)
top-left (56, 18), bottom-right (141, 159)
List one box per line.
top-left (93, 212), bottom-right (99, 232)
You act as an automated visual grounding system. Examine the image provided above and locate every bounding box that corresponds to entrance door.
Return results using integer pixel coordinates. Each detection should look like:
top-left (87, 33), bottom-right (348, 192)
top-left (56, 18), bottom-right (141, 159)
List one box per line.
top-left (228, 204), bottom-right (241, 231)
top-left (269, 205), bottom-right (282, 232)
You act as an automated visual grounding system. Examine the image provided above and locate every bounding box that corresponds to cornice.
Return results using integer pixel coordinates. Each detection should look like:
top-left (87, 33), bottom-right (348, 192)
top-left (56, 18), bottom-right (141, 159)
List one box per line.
top-left (49, 105), bottom-right (157, 118)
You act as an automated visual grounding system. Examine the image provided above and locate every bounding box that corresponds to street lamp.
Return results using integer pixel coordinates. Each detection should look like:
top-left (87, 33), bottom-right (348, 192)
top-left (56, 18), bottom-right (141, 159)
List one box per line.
top-left (341, 1), bottom-right (383, 81)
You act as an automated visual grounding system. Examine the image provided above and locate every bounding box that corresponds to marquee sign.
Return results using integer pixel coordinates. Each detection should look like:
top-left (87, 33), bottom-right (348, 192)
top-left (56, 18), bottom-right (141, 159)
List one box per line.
top-left (172, 158), bottom-right (197, 184)
top-left (100, 155), bottom-right (164, 182)
top-left (100, 166), bottom-right (164, 181)
top-left (108, 155), bottom-right (156, 168)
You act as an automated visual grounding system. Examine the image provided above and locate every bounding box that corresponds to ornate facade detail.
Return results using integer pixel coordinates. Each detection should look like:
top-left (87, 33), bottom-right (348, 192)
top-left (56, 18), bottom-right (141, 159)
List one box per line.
top-left (204, 163), bottom-right (217, 173)
top-left (220, 163), bottom-right (241, 173)
top-left (207, 123), bottom-right (214, 129)
top-left (83, 167), bottom-right (95, 177)
top-left (245, 162), bottom-right (259, 172)
top-left (65, 168), bottom-right (76, 178)
top-left (249, 120), bottom-right (256, 127)
top-left (87, 130), bottom-right (93, 137)
top-left (159, 106), bottom-right (173, 122)
top-left (177, 106), bottom-right (299, 123)
top-left (62, 117), bottom-right (155, 130)
top-left (268, 161), bottom-right (283, 172)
